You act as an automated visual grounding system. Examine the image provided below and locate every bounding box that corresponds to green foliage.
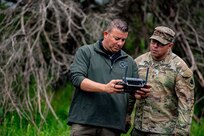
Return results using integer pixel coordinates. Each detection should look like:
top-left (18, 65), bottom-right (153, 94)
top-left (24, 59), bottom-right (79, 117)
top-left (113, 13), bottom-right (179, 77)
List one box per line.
top-left (0, 82), bottom-right (74, 136)
top-left (0, 82), bottom-right (204, 136)
top-left (0, 3), bottom-right (8, 10)
top-left (51, 82), bottom-right (74, 119)
top-left (0, 14), bottom-right (5, 24)
top-left (138, 38), bottom-right (146, 54)
top-left (0, 113), bottom-right (70, 136)
top-left (0, 107), bottom-right (3, 116)
top-left (191, 119), bottom-right (204, 136)
top-left (124, 33), bottom-right (136, 55)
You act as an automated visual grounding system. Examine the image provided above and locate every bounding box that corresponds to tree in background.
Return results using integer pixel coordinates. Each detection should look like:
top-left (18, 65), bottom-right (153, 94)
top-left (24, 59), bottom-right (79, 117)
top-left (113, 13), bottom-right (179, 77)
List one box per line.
top-left (0, 0), bottom-right (129, 129)
top-left (0, 0), bottom-right (204, 130)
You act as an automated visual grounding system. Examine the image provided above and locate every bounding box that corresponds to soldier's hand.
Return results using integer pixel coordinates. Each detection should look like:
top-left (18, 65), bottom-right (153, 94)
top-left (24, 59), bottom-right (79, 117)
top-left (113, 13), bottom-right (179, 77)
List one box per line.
top-left (135, 84), bottom-right (151, 99)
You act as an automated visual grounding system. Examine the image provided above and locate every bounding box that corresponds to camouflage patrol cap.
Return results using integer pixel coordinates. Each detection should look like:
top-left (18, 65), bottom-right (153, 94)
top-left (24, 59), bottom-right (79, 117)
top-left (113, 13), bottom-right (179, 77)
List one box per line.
top-left (150, 26), bottom-right (175, 45)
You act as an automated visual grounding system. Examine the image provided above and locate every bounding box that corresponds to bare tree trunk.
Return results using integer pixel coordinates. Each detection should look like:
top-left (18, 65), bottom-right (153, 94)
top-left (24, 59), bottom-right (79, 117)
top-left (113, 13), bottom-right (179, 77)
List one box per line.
top-left (0, 0), bottom-right (128, 128)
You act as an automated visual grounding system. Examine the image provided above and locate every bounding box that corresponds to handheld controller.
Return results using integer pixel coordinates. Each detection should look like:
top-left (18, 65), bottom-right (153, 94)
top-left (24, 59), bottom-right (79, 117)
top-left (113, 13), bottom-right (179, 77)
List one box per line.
top-left (116, 66), bottom-right (149, 93)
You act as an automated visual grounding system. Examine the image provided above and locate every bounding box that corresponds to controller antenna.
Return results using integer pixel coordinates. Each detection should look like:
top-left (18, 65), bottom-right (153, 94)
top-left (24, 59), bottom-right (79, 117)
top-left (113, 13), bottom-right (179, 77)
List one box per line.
top-left (145, 67), bottom-right (149, 84)
top-left (124, 66), bottom-right (128, 84)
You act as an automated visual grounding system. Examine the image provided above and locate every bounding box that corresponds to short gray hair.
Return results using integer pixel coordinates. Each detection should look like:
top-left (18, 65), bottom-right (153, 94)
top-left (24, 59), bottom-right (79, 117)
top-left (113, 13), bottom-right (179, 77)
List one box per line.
top-left (106, 19), bottom-right (128, 32)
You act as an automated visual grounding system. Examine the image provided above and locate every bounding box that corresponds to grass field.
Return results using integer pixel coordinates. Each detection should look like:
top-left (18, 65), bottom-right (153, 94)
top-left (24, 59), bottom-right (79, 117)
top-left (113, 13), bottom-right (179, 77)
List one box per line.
top-left (0, 83), bottom-right (203, 136)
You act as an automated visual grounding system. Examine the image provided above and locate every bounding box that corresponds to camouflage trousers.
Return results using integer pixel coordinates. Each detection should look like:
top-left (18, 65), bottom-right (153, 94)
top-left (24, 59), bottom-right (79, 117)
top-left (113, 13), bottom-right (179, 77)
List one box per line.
top-left (131, 128), bottom-right (173, 136)
top-left (70, 124), bottom-right (121, 136)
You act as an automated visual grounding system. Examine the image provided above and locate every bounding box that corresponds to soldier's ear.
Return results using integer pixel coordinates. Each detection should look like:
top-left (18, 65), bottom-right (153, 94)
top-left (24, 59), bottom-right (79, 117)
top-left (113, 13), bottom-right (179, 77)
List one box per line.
top-left (168, 43), bottom-right (174, 48)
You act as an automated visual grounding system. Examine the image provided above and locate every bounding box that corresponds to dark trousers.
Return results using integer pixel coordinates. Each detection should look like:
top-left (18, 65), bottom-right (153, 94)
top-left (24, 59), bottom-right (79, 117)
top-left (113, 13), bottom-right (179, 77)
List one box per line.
top-left (70, 124), bottom-right (121, 136)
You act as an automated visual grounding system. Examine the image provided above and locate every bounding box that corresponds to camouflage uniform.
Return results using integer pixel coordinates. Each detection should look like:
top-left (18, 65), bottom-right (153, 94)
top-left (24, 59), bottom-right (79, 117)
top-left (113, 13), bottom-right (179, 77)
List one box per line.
top-left (132, 26), bottom-right (195, 136)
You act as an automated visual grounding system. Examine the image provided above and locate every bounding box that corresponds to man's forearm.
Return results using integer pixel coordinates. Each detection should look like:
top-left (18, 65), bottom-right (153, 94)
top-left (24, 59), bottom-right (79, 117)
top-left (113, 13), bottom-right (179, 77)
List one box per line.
top-left (80, 78), bottom-right (106, 92)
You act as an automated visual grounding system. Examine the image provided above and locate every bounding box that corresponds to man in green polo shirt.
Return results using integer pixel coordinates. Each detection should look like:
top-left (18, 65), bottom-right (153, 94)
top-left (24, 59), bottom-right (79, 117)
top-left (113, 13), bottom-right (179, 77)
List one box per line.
top-left (68, 19), bottom-right (150, 136)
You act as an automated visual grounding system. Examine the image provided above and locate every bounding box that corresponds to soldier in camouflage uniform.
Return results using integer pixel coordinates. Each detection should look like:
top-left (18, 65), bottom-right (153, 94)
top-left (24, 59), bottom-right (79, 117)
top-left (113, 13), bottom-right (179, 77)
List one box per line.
top-left (131, 26), bottom-right (195, 136)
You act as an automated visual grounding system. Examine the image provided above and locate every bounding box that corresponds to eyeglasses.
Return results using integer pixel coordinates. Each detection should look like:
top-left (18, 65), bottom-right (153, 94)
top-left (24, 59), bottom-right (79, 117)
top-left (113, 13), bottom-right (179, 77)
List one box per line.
top-left (150, 39), bottom-right (169, 47)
